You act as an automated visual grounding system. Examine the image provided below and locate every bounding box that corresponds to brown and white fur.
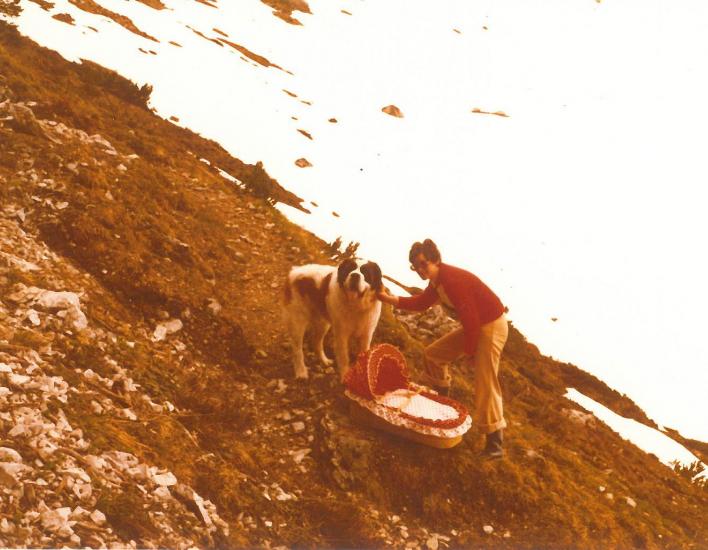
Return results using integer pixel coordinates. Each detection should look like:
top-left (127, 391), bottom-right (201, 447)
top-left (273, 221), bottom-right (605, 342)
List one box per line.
top-left (283, 259), bottom-right (383, 379)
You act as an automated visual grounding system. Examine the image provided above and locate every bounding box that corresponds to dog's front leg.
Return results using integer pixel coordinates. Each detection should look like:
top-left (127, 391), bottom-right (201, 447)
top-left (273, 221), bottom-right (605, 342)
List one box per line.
top-left (354, 309), bottom-right (380, 357)
top-left (351, 332), bottom-right (369, 359)
top-left (311, 318), bottom-right (333, 367)
top-left (363, 305), bottom-right (382, 351)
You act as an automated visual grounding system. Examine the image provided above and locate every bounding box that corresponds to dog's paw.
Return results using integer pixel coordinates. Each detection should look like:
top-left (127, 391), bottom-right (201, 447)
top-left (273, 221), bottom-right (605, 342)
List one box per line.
top-left (319, 355), bottom-right (334, 367)
top-left (294, 368), bottom-right (309, 380)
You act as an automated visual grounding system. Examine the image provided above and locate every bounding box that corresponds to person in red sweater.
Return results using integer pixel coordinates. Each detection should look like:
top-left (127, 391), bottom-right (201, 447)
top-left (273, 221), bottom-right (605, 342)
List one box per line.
top-left (377, 239), bottom-right (509, 459)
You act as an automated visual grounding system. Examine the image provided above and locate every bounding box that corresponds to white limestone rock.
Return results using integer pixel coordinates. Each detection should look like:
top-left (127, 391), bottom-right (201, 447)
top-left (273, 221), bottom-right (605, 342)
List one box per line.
top-left (0, 448), bottom-right (23, 463)
top-left (152, 318), bottom-right (183, 341)
top-left (0, 462), bottom-right (31, 486)
top-left (152, 470), bottom-right (178, 487)
top-left (40, 506), bottom-right (75, 538)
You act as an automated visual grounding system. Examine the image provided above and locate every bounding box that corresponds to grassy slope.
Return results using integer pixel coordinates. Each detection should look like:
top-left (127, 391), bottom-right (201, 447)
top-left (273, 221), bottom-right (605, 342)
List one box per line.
top-left (1, 24), bottom-right (706, 549)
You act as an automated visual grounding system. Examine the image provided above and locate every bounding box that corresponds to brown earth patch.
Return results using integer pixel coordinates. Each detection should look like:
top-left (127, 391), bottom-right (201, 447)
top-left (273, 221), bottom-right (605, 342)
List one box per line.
top-left (295, 158), bottom-right (312, 168)
top-left (28, 0), bottom-right (54, 10)
top-left (219, 38), bottom-right (286, 71)
top-left (261, 0), bottom-right (311, 25)
top-left (297, 129), bottom-right (313, 140)
top-left (137, 0), bottom-right (166, 9)
top-left (68, 0), bottom-right (158, 42)
top-left (471, 108), bottom-right (509, 118)
top-left (382, 104), bottom-right (404, 118)
top-left (52, 12), bottom-right (75, 25)
top-left (186, 25), bottom-right (223, 47)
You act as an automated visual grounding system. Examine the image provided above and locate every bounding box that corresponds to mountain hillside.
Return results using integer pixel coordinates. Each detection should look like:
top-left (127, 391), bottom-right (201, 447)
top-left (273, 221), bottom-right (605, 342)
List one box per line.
top-left (1, 21), bottom-right (707, 549)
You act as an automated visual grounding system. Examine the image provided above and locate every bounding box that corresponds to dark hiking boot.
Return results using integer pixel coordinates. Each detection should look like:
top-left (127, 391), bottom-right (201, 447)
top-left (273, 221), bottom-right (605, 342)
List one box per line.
top-left (480, 429), bottom-right (504, 460)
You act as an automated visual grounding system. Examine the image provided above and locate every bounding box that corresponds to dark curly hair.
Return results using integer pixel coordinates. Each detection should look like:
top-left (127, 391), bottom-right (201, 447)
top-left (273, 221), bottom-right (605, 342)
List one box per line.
top-left (409, 239), bottom-right (441, 264)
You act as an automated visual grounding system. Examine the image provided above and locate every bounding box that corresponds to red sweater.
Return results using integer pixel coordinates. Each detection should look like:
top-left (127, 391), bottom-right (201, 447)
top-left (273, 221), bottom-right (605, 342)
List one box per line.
top-left (397, 263), bottom-right (505, 355)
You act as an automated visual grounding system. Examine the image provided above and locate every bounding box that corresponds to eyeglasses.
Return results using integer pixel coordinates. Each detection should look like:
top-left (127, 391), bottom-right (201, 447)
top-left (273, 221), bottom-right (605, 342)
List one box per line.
top-left (410, 260), bottom-right (429, 272)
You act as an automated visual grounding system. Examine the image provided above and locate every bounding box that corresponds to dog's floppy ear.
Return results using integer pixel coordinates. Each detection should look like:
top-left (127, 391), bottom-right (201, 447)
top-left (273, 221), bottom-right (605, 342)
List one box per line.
top-left (361, 261), bottom-right (383, 291)
top-left (337, 259), bottom-right (358, 286)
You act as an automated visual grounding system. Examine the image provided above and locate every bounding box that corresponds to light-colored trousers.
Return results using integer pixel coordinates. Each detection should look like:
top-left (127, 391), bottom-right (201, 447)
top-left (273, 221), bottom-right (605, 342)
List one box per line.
top-left (422, 314), bottom-right (508, 434)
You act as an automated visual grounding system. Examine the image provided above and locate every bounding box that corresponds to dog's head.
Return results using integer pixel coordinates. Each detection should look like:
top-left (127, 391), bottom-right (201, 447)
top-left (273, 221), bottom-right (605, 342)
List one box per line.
top-left (336, 259), bottom-right (383, 297)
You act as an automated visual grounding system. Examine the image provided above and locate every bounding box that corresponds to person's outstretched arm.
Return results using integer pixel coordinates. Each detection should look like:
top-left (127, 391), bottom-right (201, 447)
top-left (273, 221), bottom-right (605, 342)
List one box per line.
top-left (378, 284), bottom-right (437, 311)
top-left (377, 287), bottom-right (400, 307)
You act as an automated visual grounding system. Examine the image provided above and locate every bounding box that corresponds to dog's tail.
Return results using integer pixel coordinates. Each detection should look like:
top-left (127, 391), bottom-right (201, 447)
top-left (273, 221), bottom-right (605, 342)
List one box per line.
top-left (283, 273), bottom-right (293, 304)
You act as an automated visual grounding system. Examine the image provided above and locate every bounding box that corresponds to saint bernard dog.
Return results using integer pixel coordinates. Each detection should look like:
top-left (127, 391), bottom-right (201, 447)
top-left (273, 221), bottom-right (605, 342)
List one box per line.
top-left (283, 259), bottom-right (383, 380)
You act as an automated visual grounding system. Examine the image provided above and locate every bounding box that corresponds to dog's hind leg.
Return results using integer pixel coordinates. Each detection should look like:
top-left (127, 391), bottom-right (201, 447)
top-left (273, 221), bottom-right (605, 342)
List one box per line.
top-left (332, 327), bottom-right (352, 381)
top-left (311, 318), bottom-right (333, 367)
top-left (285, 310), bottom-right (309, 379)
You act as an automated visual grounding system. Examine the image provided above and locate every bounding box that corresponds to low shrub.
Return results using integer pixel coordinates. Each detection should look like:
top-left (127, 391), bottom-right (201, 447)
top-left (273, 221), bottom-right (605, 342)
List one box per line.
top-left (0, 1), bottom-right (21, 18)
top-left (77, 59), bottom-right (153, 110)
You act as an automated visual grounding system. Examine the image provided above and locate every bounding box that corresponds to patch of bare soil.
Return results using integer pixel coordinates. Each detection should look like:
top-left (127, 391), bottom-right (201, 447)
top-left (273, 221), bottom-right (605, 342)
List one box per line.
top-left (194, 0), bottom-right (217, 9)
top-left (261, 0), bottom-right (311, 25)
top-left (219, 38), bottom-right (287, 71)
top-left (52, 12), bottom-right (75, 25)
top-left (382, 104), bottom-right (404, 118)
top-left (185, 25), bottom-right (223, 47)
top-left (28, 0), bottom-right (54, 10)
top-left (68, 0), bottom-right (159, 42)
top-left (471, 108), bottom-right (509, 118)
top-left (137, 0), bottom-right (166, 10)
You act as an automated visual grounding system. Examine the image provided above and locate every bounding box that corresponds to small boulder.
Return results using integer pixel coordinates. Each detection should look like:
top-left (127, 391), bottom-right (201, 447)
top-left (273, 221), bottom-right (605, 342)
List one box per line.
top-left (153, 470), bottom-right (178, 487)
top-left (40, 506), bottom-right (75, 538)
top-left (90, 509), bottom-right (106, 525)
top-left (0, 462), bottom-right (31, 487)
top-left (6, 103), bottom-right (49, 140)
top-left (292, 421), bottom-right (306, 433)
top-left (207, 298), bottom-right (222, 315)
top-left (0, 448), bottom-right (22, 463)
top-left (152, 318), bottom-right (183, 341)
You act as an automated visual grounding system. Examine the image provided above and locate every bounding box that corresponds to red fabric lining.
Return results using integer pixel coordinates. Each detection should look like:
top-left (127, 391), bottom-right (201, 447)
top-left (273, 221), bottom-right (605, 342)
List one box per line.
top-left (345, 343), bottom-right (408, 399)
